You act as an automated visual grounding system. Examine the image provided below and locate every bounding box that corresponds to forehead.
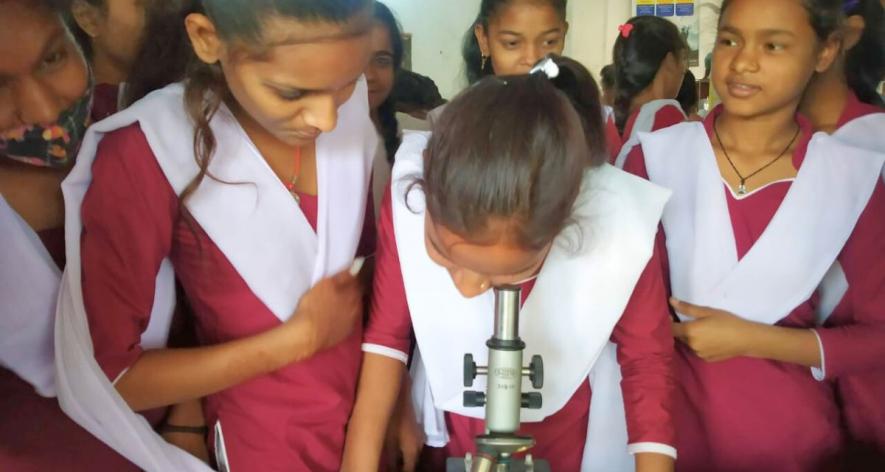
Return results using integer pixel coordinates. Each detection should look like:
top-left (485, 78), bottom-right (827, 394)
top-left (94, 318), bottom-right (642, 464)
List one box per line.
top-left (720, 0), bottom-right (811, 34)
top-left (240, 15), bottom-right (373, 88)
top-left (369, 23), bottom-right (393, 52)
top-left (0, 2), bottom-right (65, 76)
top-left (489, 1), bottom-right (565, 34)
top-left (429, 217), bottom-right (543, 275)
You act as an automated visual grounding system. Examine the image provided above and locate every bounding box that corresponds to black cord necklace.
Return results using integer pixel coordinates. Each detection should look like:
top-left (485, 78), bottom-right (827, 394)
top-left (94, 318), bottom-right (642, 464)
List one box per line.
top-left (713, 116), bottom-right (801, 195)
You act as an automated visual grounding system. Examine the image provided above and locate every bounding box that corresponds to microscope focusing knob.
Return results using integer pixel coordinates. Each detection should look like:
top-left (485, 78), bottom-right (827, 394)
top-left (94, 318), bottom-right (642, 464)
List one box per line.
top-left (463, 391), bottom-right (486, 407)
top-left (529, 355), bottom-right (544, 389)
top-left (521, 392), bottom-right (543, 409)
top-left (464, 354), bottom-right (477, 387)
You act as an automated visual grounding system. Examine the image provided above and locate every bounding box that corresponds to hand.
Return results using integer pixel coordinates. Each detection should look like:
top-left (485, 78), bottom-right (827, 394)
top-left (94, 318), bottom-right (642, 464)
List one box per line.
top-left (384, 389), bottom-right (425, 472)
top-left (670, 298), bottom-right (759, 362)
top-left (290, 266), bottom-right (365, 355)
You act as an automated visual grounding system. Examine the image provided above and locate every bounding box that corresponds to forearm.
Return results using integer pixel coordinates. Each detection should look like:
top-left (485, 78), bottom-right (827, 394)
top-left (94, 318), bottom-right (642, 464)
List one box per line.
top-left (116, 320), bottom-right (314, 411)
top-left (636, 452), bottom-right (674, 472)
top-left (745, 323), bottom-right (821, 369)
top-left (342, 353), bottom-right (406, 471)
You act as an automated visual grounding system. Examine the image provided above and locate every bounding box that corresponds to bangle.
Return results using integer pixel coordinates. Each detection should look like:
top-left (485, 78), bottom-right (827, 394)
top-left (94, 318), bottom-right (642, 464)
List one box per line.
top-left (159, 424), bottom-right (208, 435)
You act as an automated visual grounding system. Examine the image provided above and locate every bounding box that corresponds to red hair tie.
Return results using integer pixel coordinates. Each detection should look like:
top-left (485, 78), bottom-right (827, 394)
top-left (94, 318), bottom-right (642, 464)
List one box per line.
top-left (618, 23), bottom-right (635, 39)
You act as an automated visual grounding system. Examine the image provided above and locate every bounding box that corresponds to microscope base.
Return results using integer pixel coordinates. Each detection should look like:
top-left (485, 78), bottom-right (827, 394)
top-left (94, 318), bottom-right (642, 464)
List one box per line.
top-left (446, 457), bottom-right (551, 472)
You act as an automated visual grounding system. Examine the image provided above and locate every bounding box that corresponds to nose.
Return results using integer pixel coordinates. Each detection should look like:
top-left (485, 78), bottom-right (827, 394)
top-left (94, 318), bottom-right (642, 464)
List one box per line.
top-left (449, 268), bottom-right (491, 299)
top-left (730, 44), bottom-right (759, 75)
top-left (522, 43), bottom-right (544, 68)
top-left (300, 93), bottom-right (338, 133)
top-left (15, 77), bottom-right (65, 126)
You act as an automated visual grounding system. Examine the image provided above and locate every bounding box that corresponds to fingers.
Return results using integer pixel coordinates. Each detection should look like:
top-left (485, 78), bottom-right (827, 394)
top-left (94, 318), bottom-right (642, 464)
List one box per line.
top-left (671, 320), bottom-right (688, 342)
top-left (670, 297), bottom-right (715, 319)
top-left (332, 267), bottom-right (359, 285)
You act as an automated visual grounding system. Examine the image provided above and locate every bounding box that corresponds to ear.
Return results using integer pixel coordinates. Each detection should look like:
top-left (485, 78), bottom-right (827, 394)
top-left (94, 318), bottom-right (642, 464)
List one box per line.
top-left (70, 0), bottom-right (103, 38)
top-left (814, 32), bottom-right (843, 73)
top-left (185, 13), bottom-right (224, 65)
top-left (842, 15), bottom-right (866, 51)
top-left (474, 23), bottom-right (490, 57)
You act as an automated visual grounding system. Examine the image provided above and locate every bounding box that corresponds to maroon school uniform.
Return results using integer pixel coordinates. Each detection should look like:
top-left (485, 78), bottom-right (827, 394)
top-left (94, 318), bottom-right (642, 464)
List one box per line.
top-left (624, 107), bottom-right (885, 472)
top-left (0, 227), bottom-right (136, 471)
top-left (364, 188), bottom-right (676, 471)
top-left (79, 124), bottom-right (374, 471)
top-left (824, 91), bottom-right (885, 461)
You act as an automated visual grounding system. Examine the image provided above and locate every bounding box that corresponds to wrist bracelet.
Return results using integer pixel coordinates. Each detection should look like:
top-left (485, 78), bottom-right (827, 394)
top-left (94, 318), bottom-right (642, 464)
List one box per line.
top-left (159, 424), bottom-right (208, 435)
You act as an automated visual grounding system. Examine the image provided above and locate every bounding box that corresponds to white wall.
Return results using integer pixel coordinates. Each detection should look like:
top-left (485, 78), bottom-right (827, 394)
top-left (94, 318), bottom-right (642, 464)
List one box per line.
top-left (385, 0), bottom-right (721, 99)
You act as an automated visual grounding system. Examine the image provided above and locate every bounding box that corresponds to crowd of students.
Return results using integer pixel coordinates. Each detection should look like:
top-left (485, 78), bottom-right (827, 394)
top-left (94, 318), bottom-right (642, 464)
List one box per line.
top-left (1, 0), bottom-right (883, 471)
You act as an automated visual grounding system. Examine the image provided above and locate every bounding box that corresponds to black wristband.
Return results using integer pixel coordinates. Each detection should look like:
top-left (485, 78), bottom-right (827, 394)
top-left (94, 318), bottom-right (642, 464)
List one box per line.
top-left (159, 424), bottom-right (208, 435)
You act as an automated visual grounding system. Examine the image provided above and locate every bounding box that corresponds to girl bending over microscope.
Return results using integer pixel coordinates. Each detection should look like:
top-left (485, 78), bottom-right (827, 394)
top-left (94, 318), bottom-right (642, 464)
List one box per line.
top-left (343, 55), bottom-right (677, 472)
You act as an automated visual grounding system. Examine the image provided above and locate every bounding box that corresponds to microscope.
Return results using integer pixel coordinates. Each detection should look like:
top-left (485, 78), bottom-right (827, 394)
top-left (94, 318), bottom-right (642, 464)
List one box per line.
top-left (447, 287), bottom-right (550, 472)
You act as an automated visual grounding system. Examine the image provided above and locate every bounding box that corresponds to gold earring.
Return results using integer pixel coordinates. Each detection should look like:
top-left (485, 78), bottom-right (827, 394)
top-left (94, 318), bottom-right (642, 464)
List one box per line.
top-left (481, 55), bottom-right (489, 71)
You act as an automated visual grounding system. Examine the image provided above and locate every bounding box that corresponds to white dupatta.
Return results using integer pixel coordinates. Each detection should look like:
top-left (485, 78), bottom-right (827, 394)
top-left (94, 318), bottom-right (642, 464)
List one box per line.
top-left (0, 195), bottom-right (60, 397)
top-left (613, 99), bottom-right (685, 169)
top-left (54, 79), bottom-right (376, 471)
top-left (393, 132), bottom-right (671, 470)
top-left (640, 122), bottom-right (884, 326)
top-left (816, 112), bottom-right (885, 324)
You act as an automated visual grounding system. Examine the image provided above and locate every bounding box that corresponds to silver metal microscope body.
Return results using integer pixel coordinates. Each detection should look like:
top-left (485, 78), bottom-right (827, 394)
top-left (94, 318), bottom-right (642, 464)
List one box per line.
top-left (450, 287), bottom-right (548, 472)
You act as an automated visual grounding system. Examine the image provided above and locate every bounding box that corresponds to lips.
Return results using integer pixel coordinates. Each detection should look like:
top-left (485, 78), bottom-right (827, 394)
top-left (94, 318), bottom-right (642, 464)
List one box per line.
top-left (725, 79), bottom-right (761, 99)
top-left (288, 128), bottom-right (321, 141)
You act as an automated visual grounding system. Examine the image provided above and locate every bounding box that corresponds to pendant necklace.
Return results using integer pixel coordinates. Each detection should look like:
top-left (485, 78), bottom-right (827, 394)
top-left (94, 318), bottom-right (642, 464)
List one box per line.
top-left (714, 116), bottom-right (800, 195)
top-left (284, 146), bottom-right (303, 204)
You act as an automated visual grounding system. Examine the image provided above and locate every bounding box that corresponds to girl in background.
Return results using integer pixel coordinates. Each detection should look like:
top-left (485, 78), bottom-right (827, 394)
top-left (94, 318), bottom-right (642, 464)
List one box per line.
top-left (462, 0), bottom-right (568, 83)
top-left (624, 0), bottom-right (884, 470)
top-left (0, 1), bottom-right (135, 469)
top-left (366, 1), bottom-right (404, 216)
top-left (612, 16), bottom-right (688, 168)
top-left (69, 0), bottom-right (197, 120)
top-left (801, 0), bottom-right (885, 464)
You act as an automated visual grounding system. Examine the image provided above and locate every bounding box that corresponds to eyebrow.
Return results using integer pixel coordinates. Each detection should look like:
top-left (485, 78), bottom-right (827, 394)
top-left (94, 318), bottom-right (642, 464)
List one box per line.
top-left (262, 69), bottom-right (361, 95)
top-left (719, 26), bottom-right (796, 37)
top-left (427, 225), bottom-right (546, 277)
top-left (34, 28), bottom-right (66, 70)
top-left (373, 51), bottom-right (394, 57)
top-left (498, 27), bottom-right (562, 37)
top-left (0, 27), bottom-right (66, 81)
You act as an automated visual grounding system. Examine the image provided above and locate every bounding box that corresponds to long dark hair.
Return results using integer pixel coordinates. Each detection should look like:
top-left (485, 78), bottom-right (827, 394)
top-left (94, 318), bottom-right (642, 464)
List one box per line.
top-left (676, 70), bottom-right (699, 116)
top-left (122, 1), bottom-right (199, 106)
top-left (422, 57), bottom-right (604, 250)
top-left (547, 55), bottom-right (608, 165)
top-left (173, 0), bottom-right (371, 215)
top-left (462, 0), bottom-right (567, 84)
top-left (66, 0), bottom-right (101, 59)
top-left (62, 0), bottom-right (196, 103)
top-left (844, 0), bottom-right (885, 106)
top-left (611, 15), bottom-right (686, 133)
top-left (372, 1), bottom-right (404, 163)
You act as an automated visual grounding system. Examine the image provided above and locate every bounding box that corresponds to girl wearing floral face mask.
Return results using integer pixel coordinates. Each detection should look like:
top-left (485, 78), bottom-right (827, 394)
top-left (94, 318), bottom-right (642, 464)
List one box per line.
top-left (0, 1), bottom-right (138, 470)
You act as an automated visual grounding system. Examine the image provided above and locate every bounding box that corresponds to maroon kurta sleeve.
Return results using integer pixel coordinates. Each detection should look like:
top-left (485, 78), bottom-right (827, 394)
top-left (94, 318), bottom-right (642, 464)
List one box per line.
top-left (362, 188), bottom-right (412, 361)
top-left (610, 244), bottom-right (677, 453)
top-left (816, 182), bottom-right (885, 379)
top-left (80, 124), bottom-right (178, 382)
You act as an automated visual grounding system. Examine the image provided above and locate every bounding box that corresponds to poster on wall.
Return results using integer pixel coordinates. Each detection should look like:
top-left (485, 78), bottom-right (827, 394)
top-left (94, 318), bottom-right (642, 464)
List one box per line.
top-left (633, 0), bottom-right (700, 67)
